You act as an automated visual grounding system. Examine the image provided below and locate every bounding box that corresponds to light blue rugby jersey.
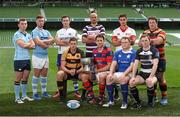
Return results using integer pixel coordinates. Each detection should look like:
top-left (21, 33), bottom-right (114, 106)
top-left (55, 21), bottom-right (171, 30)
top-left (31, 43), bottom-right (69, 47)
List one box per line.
top-left (113, 49), bottom-right (136, 72)
top-left (31, 27), bottom-right (51, 57)
top-left (13, 30), bottom-right (32, 60)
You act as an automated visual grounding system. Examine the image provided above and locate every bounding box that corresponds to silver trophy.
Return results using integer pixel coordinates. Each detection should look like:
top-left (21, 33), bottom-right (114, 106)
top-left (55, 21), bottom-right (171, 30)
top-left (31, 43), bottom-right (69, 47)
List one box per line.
top-left (81, 57), bottom-right (96, 80)
top-left (81, 58), bottom-right (91, 73)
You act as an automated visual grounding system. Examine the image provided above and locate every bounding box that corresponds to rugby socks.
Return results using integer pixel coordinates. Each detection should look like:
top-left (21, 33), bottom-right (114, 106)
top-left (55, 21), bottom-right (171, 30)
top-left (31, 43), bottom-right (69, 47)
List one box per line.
top-left (57, 80), bottom-right (64, 101)
top-left (32, 76), bottom-right (39, 95)
top-left (159, 82), bottom-right (167, 98)
top-left (40, 76), bottom-right (47, 93)
top-left (147, 87), bottom-right (155, 104)
top-left (130, 86), bottom-right (140, 104)
top-left (106, 84), bottom-right (114, 102)
top-left (73, 80), bottom-right (79, 93)
top-left (121, 84), bottom-right (128, 104)
top-left (21, 81), bottom-right (27, 97)
top-left (83, 81), bottom-right (94, 97)
top-left (154, 83), bottom-right (157, 97)
top-left (14, 81), bottom-right (20, 100)
top-left (99, 83), bottom-right (105, 98)
top-left (81, 89), bottom-right (87, 99)
top-left (114, 84), bottom-right (119, 97)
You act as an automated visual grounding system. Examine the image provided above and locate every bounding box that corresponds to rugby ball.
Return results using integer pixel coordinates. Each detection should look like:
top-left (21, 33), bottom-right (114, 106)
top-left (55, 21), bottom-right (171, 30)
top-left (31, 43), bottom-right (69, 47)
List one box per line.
top-left (67, 100), bottom-right (80, 109)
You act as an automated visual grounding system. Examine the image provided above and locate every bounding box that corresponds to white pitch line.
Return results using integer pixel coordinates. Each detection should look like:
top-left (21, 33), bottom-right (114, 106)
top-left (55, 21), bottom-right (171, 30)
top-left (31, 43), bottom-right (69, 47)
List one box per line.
top-left (40, 8), bottom-right (46, 18)
top-left (167, 33), bottom-right (180, 39)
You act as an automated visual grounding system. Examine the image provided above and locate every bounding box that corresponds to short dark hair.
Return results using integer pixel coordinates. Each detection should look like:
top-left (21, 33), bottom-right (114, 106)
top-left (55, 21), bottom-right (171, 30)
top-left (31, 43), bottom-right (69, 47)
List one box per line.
top-left (140, 34), bottom-right (150, 41)
top-left (69, 37), bottom-right (77, 42)
top-left (61, 16), bottom-right (70, 21)
top-left (148, 16), bottom-right (158, 23)
top-left (119, 14), bottom-right (127, 19)
top-left (18, 18), bottom-right (27, 24)
top-left (121, 37), bottom-right (131, 43)
top-left (95, 34), bottom-right (105, 40)
top-left (36, 15), bottom-right (44, 20)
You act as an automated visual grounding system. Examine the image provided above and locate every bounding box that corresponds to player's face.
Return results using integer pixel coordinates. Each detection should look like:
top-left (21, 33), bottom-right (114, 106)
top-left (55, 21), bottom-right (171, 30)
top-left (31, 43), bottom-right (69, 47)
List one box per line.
top-left (121, 39), bottom-right (131, 50)
top-left (18, 21), bottom-right (27, 31)
top-left (36, 18), bottom-right (45, 28)
top-left (62, 17), bottom-right (70, 28)
top-left (90, 13), bottom-right (98, 24)
top-left (141, 37), bottom-right (150, 48)
top-left (70, 40), bottom-right (77, 50)
top-left (119, 17), bottom-right (127, 26)
top-left (148, 19), bottom-right (158, 30)
top-left (96, 37), bottom-right (104, 48)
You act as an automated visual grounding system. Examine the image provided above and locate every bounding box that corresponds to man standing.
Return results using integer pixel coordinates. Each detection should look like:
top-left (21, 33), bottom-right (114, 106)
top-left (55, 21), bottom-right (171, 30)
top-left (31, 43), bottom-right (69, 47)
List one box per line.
top-left (112, 14), bottom-right (136, 51)
top-left (141, 16), bottom-right (168, 105)
top-left (53, 16), bottom-right (80, 99)
top-left (13, 18), bottom-right (35, 104)
top-left (31, 15), bottom-right (54, 100)
top-left (111, 14), bottom-right (136, 100)
top-left (81, 12), bottom-right (105, 100)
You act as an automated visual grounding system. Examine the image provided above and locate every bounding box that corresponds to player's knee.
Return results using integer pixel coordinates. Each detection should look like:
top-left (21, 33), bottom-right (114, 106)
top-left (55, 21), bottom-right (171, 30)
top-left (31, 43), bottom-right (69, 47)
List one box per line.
top-left (119, 77), bottom-right (128, 84)
top-left (129, 79), bottom-right (136, 87)
top-left (146, 79), bottom-right (153, 87)
top-left (99, 77), bottom-right (105, 84)
top-left (57, 71), bottom-right (64, 80)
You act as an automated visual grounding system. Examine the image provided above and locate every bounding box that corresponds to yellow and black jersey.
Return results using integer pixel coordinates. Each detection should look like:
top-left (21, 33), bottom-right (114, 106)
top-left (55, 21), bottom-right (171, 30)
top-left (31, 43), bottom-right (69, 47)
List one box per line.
top-left (61, 47), bottom-right (84, 69)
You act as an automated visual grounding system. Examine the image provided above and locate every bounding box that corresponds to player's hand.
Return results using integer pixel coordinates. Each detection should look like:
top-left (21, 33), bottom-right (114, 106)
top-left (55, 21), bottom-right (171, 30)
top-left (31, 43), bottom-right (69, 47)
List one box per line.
top-left (107, 73), bottom-right (113, 81)
top-left (87, 35), bottom-right (95, 40)
top-left (70, 69), bottom-right (76, 76)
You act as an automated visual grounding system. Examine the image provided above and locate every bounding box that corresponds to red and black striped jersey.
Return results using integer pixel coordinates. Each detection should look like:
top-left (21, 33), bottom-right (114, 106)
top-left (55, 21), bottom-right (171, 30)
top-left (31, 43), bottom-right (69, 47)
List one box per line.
top-left (142, 28), bottom-right (166, 60)
top-left (93, 46), bottom-right (113, 70)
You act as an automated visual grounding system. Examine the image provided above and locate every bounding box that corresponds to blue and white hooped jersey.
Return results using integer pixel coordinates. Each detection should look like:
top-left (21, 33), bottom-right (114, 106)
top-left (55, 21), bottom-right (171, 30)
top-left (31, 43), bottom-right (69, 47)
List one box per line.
top-left (113, 49), bottom-right (136, 72)
top-left (31, 27), bottom-right (51, 57)
top-left (13, 30), bottom-right (32, 60)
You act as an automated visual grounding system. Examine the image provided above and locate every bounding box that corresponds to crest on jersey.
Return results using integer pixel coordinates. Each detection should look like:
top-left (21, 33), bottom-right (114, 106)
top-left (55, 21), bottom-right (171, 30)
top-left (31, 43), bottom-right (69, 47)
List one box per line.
top-left (127, 54), bottom-right (131, 58)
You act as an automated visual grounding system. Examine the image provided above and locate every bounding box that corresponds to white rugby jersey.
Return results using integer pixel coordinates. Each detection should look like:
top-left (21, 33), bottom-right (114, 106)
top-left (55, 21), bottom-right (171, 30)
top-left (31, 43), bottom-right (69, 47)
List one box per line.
top-left (56, 27), bottom-right (77, 54)
top-left (112, 26), bottom-right (136, 50)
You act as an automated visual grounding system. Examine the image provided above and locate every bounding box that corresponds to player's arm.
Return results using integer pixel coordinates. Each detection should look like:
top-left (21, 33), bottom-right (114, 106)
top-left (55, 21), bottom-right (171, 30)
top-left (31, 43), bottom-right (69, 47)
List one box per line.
top-left (55, 37), bottom-right (69, 46)
top-left (150, 31), bottom-right (166, 45)
top-left (29, 39), bottom-right (35, 49)
top-left (16, 39), bottom-right (32, 49)
top-left (149, 58), bottom-right (159, 78)
top-left (150, 36), bottom-right (165, 45)
top-left (61, 51), bottom-right (71, 74)
top-left (61, 60), bottom-right (70, 74)
top-left (96, 62), bottom-right (111, 73)
top-left (82, 35), bottom-right (95, 44)
top-left (33, 37), bottom-right (49, 49)
top-left (43, 36), bottom-right (55, 45)
top-left (124, 62), bottom-right (134, 76)
top-left (130, 35), bottom-right (136, 45)
top-left (112, 36), bottom-right (121, 46)
top-left (76, 63), bottom-right (83, 74)
top-left (109, 61), bottom-right (117, 75)
top-left (131, 60), bottom-right (139, 78)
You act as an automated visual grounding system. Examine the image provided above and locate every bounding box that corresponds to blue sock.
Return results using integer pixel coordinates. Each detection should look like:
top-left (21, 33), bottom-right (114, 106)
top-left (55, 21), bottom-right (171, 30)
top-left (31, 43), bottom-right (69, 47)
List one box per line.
top-left (14, 81), bottom-right (20, 100)
top-left (121, 84), bottom-right (128, 104)
top-left (21, 81), bottom-right (27, 97)
top-left (73, 80), bottom-right (79, 93)
top-left (106, 84), bottom-right (114, 102)
top-left (32, 76), bottom-right (39, 95)
top-left (40, 76), bottom-right (47, 93)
